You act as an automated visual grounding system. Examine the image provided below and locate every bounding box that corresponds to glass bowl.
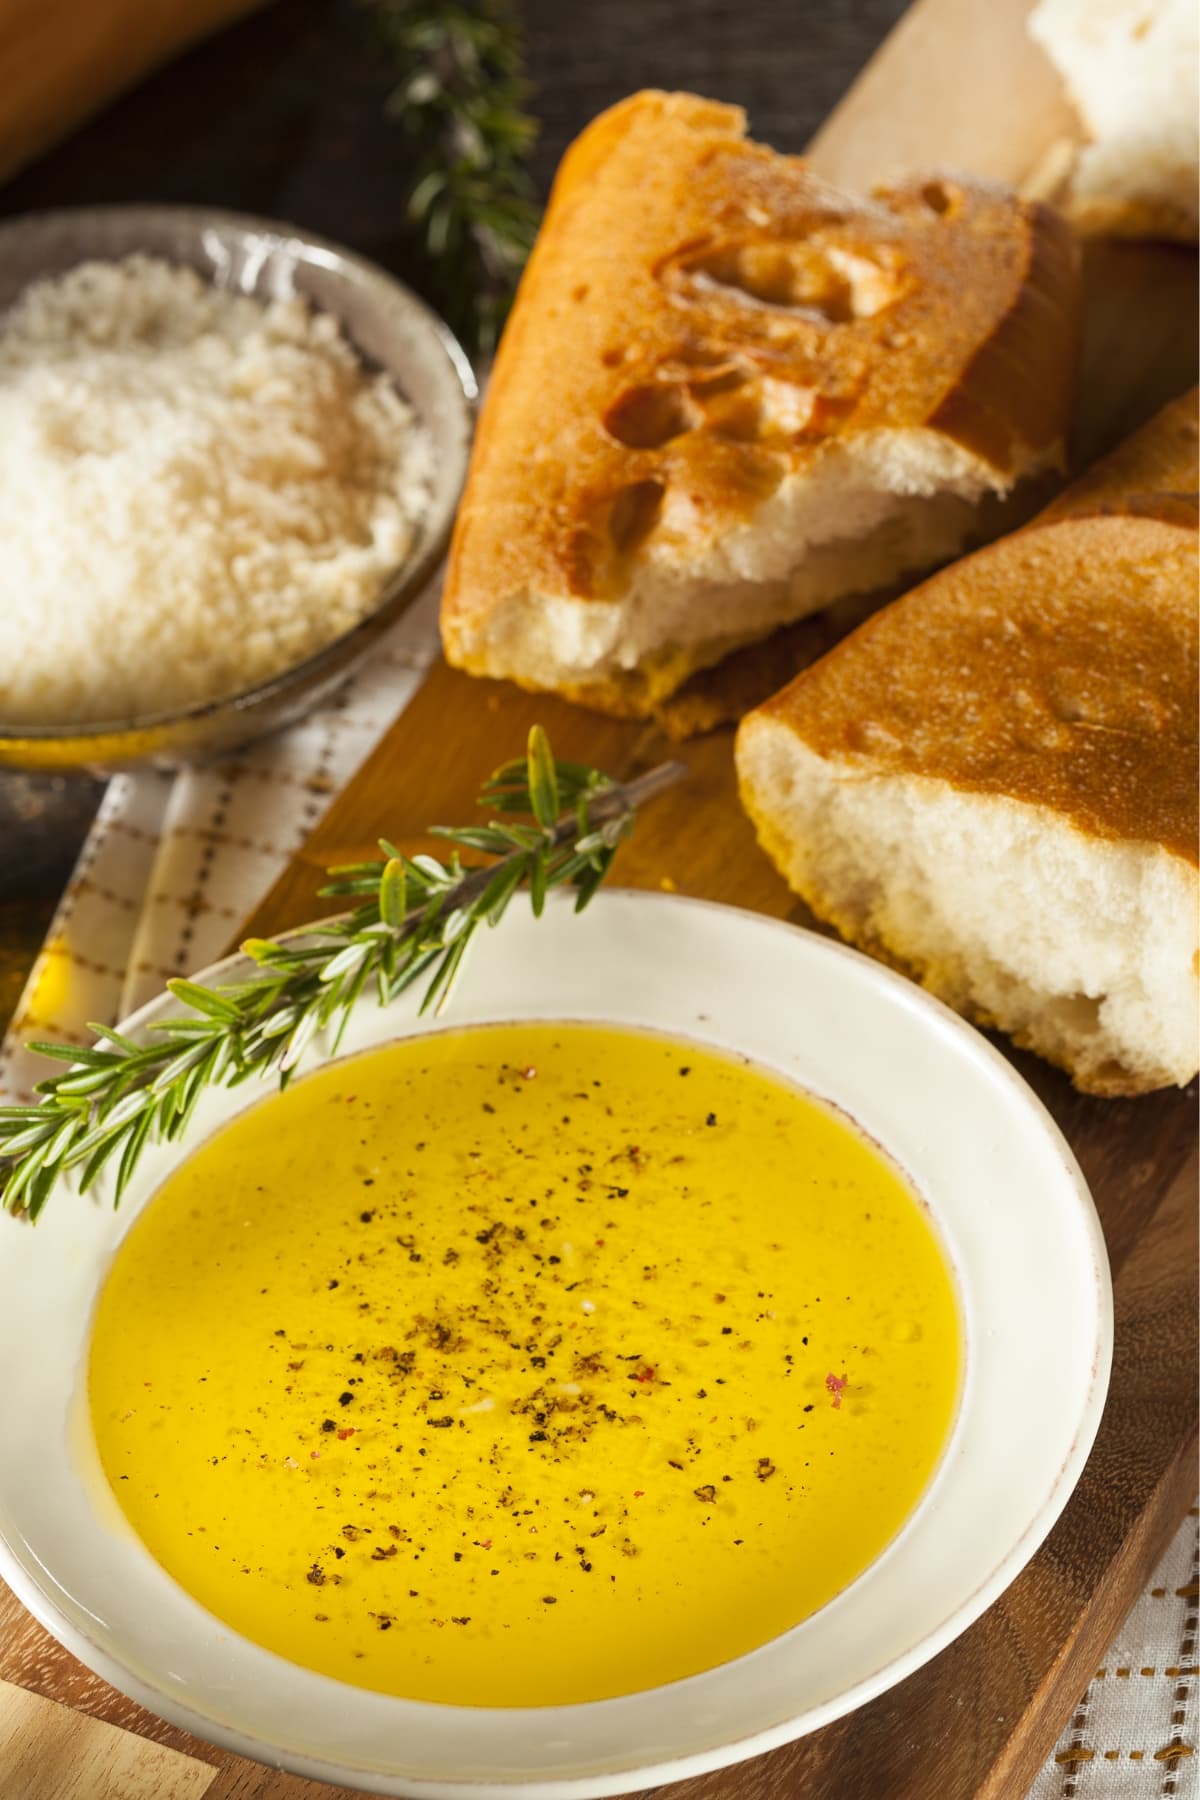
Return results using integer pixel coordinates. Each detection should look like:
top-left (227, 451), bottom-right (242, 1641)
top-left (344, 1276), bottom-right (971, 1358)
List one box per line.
top-left (0, 204), bottom-right (476, 773)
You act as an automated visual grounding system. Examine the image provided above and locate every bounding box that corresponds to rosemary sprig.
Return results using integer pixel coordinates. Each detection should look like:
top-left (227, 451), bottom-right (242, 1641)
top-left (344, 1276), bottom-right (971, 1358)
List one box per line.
top-left (366, 0), bottom-right (541, 357)
top-left (0, 729), bottom-right (685, 1222)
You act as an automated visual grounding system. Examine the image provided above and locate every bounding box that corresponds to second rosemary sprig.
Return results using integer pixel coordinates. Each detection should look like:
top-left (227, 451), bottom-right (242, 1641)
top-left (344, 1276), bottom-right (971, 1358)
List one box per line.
top-left (367, 0), bottom-right (542, 356)
top-left (0, 729), bottom-right (684, 1220)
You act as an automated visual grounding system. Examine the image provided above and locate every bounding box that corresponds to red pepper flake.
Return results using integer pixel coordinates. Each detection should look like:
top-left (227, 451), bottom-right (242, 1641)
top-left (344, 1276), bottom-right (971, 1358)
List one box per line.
top-left (633, 1489), bottom-right (645, 1498)
top-left (475, 1538), bottom-right (493, 1550)
top-left (635, 1365), bottom-right (656, 1384)
top-left (826, 1371), bottom-right (847, 1408)
top-left (521, 1067), bottom-right (538, 1080)
top-left (337, 1427), bottom-right (356, 1441)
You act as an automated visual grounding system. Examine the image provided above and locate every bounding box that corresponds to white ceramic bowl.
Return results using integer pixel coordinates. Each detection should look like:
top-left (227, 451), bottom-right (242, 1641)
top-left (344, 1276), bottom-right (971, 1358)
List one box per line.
top-left (0, 891), bottom-right (1111, 1796)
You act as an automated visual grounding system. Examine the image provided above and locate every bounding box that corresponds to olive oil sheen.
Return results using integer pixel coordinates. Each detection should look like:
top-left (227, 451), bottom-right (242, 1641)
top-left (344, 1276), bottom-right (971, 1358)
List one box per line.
top-left (89, 1024), bottom-right (960, 1705)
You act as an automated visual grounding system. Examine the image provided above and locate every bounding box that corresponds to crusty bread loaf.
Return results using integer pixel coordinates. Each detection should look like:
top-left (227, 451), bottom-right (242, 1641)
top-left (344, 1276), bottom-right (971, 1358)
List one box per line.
top-left (441, 91), bottom-right (1080, 717)
top-left (1027, 0), bottom-right (1198, 242)
top-left (736, 391), bottom-right (1199, 1096)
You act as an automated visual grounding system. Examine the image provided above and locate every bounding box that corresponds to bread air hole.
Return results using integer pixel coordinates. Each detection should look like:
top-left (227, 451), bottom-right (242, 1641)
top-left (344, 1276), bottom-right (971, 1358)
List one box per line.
top-left (668, 239), bottom-right (905, 322)
top-left (918, 181), bottom-right (962, 218)
top-left (608, 479), bottom-right (666, 554)
top-left (604, 383), bottom-right (700, 448)
top-left (1044, 992), bottom-right (1106, 1037)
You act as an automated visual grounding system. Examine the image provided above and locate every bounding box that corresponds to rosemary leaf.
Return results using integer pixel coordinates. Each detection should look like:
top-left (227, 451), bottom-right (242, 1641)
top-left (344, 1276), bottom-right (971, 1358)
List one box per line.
top-left (363, 0), bottom-right (541, 358)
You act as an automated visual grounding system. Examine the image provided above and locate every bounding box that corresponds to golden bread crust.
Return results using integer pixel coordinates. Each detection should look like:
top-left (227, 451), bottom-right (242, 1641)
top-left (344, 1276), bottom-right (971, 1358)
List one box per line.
top-left (1040, 387), bottom-right (1199, 523)
top-left (747, 392), bottom-right (1200, 864)
top-left (441, 89), bottom-right (1080, 695)
top-left (1067, 193), bottom-right (1199, 245)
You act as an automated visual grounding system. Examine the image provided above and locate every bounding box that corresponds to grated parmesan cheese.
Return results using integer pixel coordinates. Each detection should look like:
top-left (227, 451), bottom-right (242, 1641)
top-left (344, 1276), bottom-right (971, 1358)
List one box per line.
top-left (0, 254), bottom-right (433, 726)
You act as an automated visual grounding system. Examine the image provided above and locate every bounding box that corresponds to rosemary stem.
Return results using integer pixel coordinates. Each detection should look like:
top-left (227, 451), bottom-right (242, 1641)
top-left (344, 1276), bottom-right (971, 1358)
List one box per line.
top-left (365, 759), bottom-right (689, 952)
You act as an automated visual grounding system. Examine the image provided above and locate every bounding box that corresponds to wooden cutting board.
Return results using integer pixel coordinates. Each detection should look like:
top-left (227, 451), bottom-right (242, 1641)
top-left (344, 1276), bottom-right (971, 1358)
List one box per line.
top-left (2, 0), bottom-right (1196, 1796)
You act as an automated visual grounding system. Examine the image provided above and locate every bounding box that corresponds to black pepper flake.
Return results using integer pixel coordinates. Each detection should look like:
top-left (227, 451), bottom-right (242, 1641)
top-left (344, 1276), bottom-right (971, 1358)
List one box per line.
top-left (679, 1066), bottom-right (691, 1077)
top-left (320, 1419), bottom-right (337, 1434)
top-left (326, 1279), bottom-right (339, 1290)
top-left (429, 1416), bottom-right (454, 1429)
top-left (529, 1430), bottom-right (548, 1443)
top-left (693, 1484), bottom-right (717, 1503)
top-left (338, 1391), bottom-right (354, 1406)
top-left (705, 1113), bottom-right (717, 1127)
top-left (360, 1210), bottom-right (375, 1223)
top-left (542, 1595), bottom-right (558, 1605)
top-left (756, 1457), bottom-right (776, 1481)
top-left (306, 1563), bottom-right (326, 1586)
top-left (334, 1548), bottom-right (345, 1559)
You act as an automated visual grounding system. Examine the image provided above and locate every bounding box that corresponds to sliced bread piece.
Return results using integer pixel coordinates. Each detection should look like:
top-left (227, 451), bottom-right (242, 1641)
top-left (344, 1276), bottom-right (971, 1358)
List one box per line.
top-left (736, 392), bottom-right (1199, 1095)
top-left (1028, 0), bottom-right (1199, 242)
top-left (441, 90), bottom-right (1080, 717)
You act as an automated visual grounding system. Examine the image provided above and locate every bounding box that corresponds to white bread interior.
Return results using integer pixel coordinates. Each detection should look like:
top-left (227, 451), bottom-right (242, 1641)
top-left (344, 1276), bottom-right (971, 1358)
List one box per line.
top-left (1029, 0), bottom-right (1199, 236)
top-left (738, 717), bottom-right (1200, 1095)
top-left (471, 430), bottom-right (1033, 704)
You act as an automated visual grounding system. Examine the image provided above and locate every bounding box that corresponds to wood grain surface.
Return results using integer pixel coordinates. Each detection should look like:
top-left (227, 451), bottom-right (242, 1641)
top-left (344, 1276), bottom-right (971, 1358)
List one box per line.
top-left (0, 1677), bottom-right (216, 1800)
top-left (1, 0), bottom-right (1197, 1795)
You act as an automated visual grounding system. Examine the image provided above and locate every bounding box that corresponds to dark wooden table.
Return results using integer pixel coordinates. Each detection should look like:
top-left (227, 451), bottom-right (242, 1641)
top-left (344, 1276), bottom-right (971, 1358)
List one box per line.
top-left (0, 0), bottom-right (909, 1037)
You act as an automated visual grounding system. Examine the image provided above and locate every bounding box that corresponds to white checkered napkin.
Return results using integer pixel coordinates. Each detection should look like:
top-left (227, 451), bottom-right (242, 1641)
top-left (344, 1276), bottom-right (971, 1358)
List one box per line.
top-left (0, 584), bottom-right (440, 1106)
top-left (0, 577), bottom-right (1194, 1796)
top-left (1030, 1514), bottom-right (1198, 1798)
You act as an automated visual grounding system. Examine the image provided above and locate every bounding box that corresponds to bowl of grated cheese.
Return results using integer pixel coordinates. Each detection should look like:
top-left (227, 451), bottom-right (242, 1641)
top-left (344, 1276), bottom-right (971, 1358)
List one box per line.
top-left (0, 205), bottom-right (477, 772)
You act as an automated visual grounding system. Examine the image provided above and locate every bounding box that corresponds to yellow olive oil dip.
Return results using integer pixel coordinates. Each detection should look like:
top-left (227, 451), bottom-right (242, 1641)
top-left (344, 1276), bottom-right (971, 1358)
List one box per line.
top-left (88, 1023), bottom-right (960, 1706)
